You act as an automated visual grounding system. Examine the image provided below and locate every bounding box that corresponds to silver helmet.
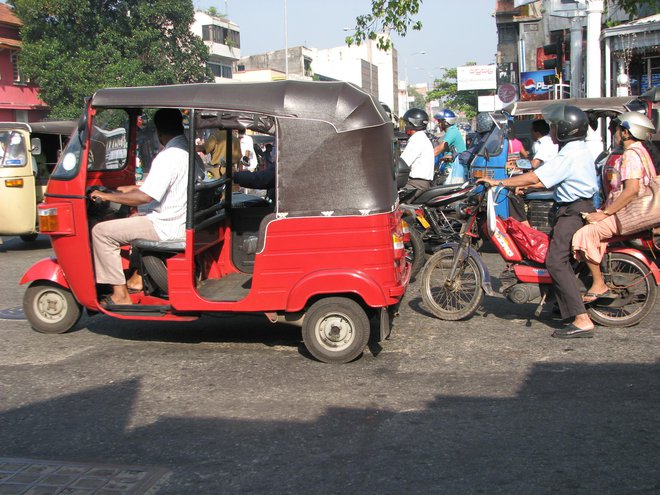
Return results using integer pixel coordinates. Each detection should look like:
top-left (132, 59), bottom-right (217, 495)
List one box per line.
top-left (617, 111), bottom-right (656, 141)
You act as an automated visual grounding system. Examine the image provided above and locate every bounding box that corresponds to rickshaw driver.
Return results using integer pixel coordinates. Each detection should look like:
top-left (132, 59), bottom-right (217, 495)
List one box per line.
top-left (89, 108), bottom-right (199, 307)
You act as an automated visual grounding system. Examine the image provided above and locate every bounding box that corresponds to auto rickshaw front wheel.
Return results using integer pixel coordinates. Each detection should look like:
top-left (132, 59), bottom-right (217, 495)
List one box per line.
top-left (302, 297), bottom-right (370, 364)
top-left (23, 282), bottom-right (82, 334)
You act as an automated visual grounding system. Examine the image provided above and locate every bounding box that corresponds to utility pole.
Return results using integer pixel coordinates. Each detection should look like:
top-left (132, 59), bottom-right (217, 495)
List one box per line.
top-left (585, 0), bottom-right (603, 98)
top-left (585, 0), bottom-right (605, 156)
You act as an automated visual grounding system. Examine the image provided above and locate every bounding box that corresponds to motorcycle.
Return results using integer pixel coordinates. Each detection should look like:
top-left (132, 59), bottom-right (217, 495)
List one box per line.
top-left (399, 182), bottom-right (472, 250)
top-left (420, 184), bottom-right (660, 327)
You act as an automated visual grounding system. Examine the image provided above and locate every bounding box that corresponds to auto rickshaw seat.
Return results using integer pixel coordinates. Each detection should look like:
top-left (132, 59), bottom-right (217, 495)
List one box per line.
top-left (230, 205), bottom-right (275, 273)
top-left (256, 213), bottom-right (277, 253)
top-left (131, 239), bottom-right (185, 253)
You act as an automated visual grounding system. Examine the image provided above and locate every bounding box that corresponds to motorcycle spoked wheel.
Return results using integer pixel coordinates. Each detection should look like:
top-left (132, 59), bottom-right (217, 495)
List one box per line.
top-left (577, 253), bottom-right (657, 327)
top-left (421, 247), bottom-right (484, 321)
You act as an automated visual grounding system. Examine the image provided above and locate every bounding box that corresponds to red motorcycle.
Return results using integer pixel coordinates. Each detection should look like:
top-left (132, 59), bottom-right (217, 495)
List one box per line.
top-left (420, 184), bottom-right (660, 327)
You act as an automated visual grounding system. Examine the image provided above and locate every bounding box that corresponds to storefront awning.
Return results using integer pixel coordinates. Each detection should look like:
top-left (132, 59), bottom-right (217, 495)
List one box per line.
top-left (601, 14), bottom-right (660, 51)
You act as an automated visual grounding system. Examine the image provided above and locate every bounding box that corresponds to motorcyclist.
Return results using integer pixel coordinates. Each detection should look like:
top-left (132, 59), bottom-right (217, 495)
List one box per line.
top-left (433, 109), bottom-right (467, 160)
top-left (479, 103), bottom-right (600, 338)
top-left (434, 109), bottom-right (467, 184)
top-left (400, 108), bottom-right (434, 200)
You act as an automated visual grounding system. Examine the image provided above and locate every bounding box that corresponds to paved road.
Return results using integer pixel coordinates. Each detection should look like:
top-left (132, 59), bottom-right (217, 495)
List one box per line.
top-left (1, 235), bottom-right (658, 494)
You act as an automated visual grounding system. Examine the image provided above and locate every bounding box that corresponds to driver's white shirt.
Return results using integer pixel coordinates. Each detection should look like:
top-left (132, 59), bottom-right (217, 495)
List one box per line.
top-left (140, 135), bottom-right (189, 241)
top-left (533, 134), bottom-right (558, 166)
top-left (401, 130), bottom-right (434, 180)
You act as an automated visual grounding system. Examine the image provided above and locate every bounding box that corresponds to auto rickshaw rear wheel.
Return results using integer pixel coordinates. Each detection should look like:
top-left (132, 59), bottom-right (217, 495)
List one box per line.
top-left (23, 282), bottom-right (82, 334)
top-left (20, 234), bottom-right (39, 242)
top-left (302, 297), bottom-right (370, 364)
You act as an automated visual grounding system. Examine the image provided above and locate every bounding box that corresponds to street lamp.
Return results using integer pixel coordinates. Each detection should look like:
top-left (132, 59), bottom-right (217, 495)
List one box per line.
top-left (403, 51), bottom-right (426, 111)
top-left (284, 0), bottom-right (288, 79)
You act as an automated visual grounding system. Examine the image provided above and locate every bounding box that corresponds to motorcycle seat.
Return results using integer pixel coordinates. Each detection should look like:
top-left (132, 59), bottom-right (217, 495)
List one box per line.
top-left (413, 184), bottom-right (467, 204)
top-left (525, 190), bottom-right (554, 201)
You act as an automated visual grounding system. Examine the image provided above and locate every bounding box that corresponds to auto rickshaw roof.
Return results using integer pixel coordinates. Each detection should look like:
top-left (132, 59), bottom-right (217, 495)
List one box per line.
top-left (505, 96), bottom-right (637, 117)
top-left (91, 81), bottom-right (390, 133)
top-left (0, 121), bottom-right (76, 135)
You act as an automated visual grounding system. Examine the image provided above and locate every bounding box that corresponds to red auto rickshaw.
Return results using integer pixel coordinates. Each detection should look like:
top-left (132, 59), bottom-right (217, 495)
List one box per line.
top-left (20, 81), bottom-right (411, 363)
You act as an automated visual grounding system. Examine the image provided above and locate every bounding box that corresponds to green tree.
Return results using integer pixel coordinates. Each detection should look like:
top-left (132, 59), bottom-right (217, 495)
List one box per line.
top-left (10, 0), bottom-right (211, 118)
top-left (608, 0), bottom-right (659, 19)
top-left (426, 65), bottom-right (478, 120)
top-left (345, 0), bottom-right (422, 51)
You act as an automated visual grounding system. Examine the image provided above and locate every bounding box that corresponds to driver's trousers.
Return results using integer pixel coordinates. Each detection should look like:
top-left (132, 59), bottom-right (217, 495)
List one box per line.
top-left (92, 216), bottom-right (159, 286)
top-left (545, 198), bottom-right (596, 320)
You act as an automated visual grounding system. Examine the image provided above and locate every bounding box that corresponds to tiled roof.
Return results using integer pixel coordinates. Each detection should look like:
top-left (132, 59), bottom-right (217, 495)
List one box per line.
top-left (0, 36), bottom-right (21, 49)
top-left (0, 4), bottom-right (22, 27)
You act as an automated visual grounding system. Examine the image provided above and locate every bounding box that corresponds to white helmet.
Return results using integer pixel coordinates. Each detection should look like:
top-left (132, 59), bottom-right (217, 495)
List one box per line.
top-left (617, 112), bottom-right (656, 141)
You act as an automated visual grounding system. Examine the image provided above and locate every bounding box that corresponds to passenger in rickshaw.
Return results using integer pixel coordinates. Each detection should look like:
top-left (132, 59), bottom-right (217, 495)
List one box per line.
top-left (196, 128), bottom-right (241, 178)
top-left (89, 108), bottom-right (202, 307)
top-left (234, 157), bottom-right (276, 202)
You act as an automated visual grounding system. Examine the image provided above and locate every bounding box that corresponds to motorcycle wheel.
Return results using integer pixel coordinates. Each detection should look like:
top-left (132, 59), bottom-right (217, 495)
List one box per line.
top-left (580, 253), bottom-right (657, 327)
top-left (421, 248), bottom-right (484, 321)
top-left (403, 216), bottom-right (426, 281)
top-left (23, 281), bottom-right (82, 334)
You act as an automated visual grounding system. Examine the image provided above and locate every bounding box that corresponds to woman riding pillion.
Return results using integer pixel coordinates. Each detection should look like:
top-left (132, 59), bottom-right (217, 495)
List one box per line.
top-left (573, 112), bottom-right (657, 303)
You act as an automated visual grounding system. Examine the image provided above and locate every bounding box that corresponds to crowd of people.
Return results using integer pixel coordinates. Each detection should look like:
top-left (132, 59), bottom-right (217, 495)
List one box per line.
top-left (400, 102), bottom-right (658, 339)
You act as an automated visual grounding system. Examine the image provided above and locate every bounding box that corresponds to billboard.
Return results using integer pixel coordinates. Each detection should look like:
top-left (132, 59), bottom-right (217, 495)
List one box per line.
top-left (457, 65), bottom-right (497, 91)
top-left (520, 70), bottom-right (555, 101)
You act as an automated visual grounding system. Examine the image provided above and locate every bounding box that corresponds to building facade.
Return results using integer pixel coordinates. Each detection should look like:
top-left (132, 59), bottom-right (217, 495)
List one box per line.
top-left (191, 11), bottom-right (241, 81)
top-left (0, 4), bottom-right (48, 122)
top-left (496, 0), bottom-right (659, 101)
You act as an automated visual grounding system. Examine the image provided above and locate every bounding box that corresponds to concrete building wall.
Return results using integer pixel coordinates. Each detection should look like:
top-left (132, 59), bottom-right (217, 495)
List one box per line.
top-left (192, 11), bottom-right (241, 81)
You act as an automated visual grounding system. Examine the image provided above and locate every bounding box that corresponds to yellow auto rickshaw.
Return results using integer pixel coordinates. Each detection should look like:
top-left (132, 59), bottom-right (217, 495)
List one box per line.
top-left (0, 121), bottom-right (75, 242)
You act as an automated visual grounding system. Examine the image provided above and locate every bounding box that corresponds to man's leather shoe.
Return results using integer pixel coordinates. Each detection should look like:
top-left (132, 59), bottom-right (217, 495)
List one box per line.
top-left (551, 324), bottom-right (594, 339)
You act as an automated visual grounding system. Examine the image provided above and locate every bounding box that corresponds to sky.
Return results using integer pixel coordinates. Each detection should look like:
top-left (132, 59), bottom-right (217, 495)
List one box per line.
top-left (192, 0), bottom-right (499, 86)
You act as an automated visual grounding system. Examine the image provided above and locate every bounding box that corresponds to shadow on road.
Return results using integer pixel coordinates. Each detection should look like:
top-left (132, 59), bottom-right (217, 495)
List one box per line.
top-left (1, 362), bottom-right (658, 493)
top-left (0, 236), bottom-right (51, 254)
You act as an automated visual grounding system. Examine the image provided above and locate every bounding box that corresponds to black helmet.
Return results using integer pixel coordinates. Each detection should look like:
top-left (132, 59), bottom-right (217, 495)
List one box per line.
top-left (402, 108), bottom-right (429, 131)
top-left (542, 103), bottom-right (589, 143)
top-left (475, 112), bottom-right (494, 134)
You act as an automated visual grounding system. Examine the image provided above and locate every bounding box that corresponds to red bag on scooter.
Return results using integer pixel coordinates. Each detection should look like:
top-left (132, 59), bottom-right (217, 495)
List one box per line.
top-left (504, 217), bottom-right (549, 264)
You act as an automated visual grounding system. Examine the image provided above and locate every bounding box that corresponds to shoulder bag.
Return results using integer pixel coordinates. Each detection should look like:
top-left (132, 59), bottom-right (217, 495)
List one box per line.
top-left (614, 147), bottom-right (660, 236)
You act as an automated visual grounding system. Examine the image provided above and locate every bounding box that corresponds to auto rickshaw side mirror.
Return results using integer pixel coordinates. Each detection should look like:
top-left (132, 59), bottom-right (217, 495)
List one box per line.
top-left (78, 99), bottom-right (90, 145)
top-left (30, 137), bottom-right (42, 156)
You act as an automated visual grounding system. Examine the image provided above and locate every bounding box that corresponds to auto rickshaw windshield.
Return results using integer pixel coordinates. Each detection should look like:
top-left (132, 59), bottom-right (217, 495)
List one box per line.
top-left (0, 131), bottom-right (28, 168)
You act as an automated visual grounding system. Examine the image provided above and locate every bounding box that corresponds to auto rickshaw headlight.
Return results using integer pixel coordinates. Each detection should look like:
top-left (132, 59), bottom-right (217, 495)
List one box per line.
top-left (4, 178), bottom-right (24, 188)
top-left (38, 208), bottom-right (59, 232)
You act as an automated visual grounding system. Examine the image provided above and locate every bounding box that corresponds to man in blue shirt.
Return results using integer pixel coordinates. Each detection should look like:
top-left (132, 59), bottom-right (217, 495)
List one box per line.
top-left (480, 104), bottom-right (599, 338)
top-left (434, 109), bottom-right (467, 183)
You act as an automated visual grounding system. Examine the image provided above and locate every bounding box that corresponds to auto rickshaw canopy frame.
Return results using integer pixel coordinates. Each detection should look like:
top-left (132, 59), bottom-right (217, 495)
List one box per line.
top-left (90, 81), bottom-right (398, 217)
